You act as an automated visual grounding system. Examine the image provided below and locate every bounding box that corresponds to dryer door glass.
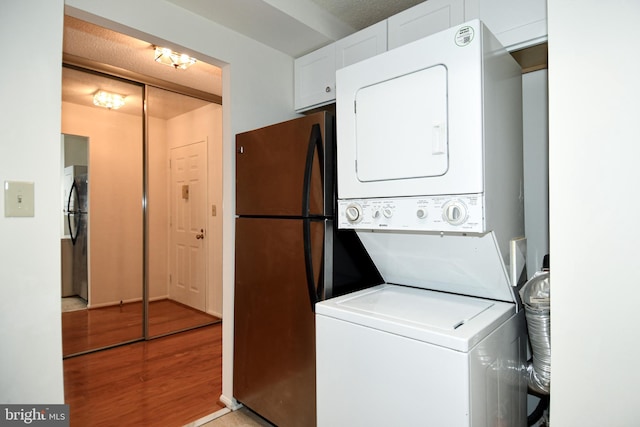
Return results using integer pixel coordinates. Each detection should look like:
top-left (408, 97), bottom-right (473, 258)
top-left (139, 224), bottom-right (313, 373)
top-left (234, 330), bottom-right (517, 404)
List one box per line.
top-left (355, 65), bottom-right (448, 183)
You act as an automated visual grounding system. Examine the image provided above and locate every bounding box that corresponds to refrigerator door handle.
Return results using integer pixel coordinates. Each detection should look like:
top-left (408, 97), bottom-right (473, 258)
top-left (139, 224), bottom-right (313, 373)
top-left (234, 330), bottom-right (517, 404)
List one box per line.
top-left (302, 123), bottom-right (324, 217)
top-left (67, 180), bottom-right (79, 245)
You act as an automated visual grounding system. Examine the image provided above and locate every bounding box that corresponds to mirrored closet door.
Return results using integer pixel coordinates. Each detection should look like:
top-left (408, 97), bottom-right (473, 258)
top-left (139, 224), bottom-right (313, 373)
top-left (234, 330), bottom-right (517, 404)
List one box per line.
top-left (146, 86), bottom-right (221, 339)
top-left (61, 66), bottom-right (221, 357)
top-left (61, 65), bottom-right (144, 356)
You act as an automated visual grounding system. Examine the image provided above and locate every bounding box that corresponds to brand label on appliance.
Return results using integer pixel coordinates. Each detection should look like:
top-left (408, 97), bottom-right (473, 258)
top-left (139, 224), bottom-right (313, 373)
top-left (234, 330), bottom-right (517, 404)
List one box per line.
top-left (455, 26), bottom-right (474, 47)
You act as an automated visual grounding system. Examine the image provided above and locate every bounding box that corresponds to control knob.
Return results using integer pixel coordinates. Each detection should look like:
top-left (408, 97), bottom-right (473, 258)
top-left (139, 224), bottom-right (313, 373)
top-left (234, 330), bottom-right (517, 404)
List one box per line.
top-left (442, 200), bottom-right (468, 226)
top-left (345, 203), bottom-right (363, 223)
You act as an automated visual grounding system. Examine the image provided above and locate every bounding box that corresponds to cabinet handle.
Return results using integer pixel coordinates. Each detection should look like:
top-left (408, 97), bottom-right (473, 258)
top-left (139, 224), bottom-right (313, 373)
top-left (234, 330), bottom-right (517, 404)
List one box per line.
top-left (325, 86), bottom-right (331, 93)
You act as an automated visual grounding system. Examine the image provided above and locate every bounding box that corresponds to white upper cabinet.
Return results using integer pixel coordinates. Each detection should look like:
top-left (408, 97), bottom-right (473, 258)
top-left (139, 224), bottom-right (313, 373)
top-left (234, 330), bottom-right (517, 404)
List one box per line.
top-left (295, 22), bottom-right (387, 112)
top-left (465, 0), bottom-right (547, 51)
top-left (294, 43), bottom-right (336, 112)
top-left (336, 21), bottom-right (387, 69)
top-left (387, 0), bottom-right (465, 50)
top-left (294, 0), bottom-right (548, 111)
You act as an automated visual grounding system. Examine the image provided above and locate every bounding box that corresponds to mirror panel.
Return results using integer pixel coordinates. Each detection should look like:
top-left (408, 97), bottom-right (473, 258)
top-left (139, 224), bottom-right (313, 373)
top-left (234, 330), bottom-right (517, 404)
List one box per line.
top-left (146, 86), bottom-right (221, 338)
top-left (61, 66), bottom-right (144, 357)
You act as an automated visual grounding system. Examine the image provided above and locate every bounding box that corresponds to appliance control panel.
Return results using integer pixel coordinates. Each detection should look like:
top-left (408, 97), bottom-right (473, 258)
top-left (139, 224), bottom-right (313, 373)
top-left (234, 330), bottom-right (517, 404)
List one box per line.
top-left (337, 195), bottom-right (485, 233)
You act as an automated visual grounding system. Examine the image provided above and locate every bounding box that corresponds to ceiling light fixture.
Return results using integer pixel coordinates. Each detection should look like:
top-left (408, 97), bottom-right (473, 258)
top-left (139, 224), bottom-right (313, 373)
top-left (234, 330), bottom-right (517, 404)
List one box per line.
top-left (93, 90), bottom-right (126, 110)
top-left (154, 46), bottom-right (197, 70)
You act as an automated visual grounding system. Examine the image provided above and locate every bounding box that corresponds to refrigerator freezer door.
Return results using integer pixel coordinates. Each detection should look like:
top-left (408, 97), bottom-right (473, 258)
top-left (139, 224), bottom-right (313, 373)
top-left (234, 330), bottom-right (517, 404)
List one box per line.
top-left (234, 217), bottom-right (323, 427)
top-left (236, 111), bottom-right (334, 217)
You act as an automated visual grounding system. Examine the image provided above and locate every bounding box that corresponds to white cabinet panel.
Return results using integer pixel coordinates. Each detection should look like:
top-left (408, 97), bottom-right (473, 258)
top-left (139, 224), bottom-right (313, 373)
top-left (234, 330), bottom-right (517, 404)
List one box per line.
top-left (295, 22), bottom-right (388, 112)
top-left (522, 70), bottom-right (549, 273)
top-left (336, 21), bottom-right (387, 70)
top-left (465, 0), bottom-right (547, 50)
top-left (294, 43), bottom-right (336, 111)
top-left (388, 0), bottom-right (465, 50)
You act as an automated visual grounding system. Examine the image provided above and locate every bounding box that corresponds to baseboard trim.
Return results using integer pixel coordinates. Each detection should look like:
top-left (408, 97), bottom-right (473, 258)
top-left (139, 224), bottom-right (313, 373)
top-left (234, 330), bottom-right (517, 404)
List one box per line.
top-left (219, 394), bottom-right (242, 411)
top-left (186, 407), bottom-right (230, 427)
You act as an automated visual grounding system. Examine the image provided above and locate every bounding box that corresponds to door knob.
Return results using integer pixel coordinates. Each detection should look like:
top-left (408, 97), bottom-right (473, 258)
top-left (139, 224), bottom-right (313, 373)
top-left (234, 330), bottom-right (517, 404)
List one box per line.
top-left (195, 229), bottom-right (205, 239)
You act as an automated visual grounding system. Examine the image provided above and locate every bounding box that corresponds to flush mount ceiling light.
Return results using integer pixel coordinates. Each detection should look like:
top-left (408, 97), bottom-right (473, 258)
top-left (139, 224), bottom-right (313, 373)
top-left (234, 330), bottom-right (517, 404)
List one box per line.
top-left (154, 46), bottom-right (197, 70)
top-left (93, 90), bottom-right (126, 110)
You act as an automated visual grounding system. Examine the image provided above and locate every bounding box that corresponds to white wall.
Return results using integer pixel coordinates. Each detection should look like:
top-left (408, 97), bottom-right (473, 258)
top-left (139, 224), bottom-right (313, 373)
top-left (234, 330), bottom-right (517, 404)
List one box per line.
top-left (549, 1), bottom-right (640, 425)
top-left (0, 0), bottom-right (65, 403)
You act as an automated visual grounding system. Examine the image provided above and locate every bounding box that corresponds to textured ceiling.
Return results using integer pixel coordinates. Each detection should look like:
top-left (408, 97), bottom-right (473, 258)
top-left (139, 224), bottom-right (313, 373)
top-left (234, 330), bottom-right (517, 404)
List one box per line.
top-left (62, 16), bottom-right (220, 119)
top-left (63, 16), bottom-right (222, 96)
top-left (309, 0), bottom-right (424, 30)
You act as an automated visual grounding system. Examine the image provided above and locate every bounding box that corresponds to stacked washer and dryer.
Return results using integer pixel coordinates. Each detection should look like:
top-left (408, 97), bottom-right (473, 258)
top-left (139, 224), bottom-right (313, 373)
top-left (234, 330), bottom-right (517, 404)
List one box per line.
top-left (316, 20), bottom-right (529, 426)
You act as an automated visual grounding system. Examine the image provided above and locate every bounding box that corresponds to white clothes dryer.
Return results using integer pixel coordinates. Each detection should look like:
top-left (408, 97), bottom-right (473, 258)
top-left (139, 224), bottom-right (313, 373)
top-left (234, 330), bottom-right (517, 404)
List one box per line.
top-left (335, 19), bottom-right (524, 259)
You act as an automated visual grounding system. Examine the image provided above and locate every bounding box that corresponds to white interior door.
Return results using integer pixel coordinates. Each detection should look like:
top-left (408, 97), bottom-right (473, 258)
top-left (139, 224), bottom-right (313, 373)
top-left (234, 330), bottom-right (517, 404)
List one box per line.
top-left (170, 141), bottom-right (207, 311)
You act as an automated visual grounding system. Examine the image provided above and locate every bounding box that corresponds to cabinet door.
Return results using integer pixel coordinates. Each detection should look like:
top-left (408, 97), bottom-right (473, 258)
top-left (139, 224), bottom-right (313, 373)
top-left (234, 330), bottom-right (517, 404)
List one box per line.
top-left (336, 21), bottom-right (387, 70)
top-left (465, 0), bottom-right (547, 51)
top-left (294, 43), bottom-right (336, 111)
top-left (387, 0), bottom-right (465, 50)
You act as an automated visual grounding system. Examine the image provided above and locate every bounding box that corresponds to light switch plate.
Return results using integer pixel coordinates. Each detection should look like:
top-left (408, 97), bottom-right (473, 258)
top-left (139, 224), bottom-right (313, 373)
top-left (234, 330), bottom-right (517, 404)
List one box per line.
top-left (4, 181), bottom-right (35, 217)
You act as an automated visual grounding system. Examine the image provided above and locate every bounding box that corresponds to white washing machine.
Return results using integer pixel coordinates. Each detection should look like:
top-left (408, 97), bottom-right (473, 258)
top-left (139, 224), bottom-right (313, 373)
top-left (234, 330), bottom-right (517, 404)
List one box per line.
top-left (316, 233), bottom-right (528, 426)
top-left (316, 20), bottom-right (528, 427)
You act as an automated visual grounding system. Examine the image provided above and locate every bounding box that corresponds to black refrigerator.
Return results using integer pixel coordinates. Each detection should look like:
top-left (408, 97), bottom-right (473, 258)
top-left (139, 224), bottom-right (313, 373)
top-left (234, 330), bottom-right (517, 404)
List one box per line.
top-left (234, 111), bottom-right (381, 426)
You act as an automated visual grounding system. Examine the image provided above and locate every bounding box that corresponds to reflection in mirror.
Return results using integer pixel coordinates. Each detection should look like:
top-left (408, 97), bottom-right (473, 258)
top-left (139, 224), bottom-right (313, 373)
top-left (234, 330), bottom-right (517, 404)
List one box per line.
top-left (61, 134), bottom-right (88, 308)
top-left (146, 86), bottom-right (222, 338)
top-left (61, 66), bottom-right (144, 357)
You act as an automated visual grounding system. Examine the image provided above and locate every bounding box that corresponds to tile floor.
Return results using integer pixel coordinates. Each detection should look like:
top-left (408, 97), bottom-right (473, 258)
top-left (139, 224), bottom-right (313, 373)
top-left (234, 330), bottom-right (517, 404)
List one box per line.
top-left (197, 407), bottom-right (274, 427)
top-left (61, 296), bottom-right (87, 312)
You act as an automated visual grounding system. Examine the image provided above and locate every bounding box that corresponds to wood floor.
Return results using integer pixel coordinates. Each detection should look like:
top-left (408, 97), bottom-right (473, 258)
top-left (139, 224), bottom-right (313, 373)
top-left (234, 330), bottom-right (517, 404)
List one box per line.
top-left (62, 299), bottom-right (220, 356)
top-left (64, 323), bottom-right (225, 427)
